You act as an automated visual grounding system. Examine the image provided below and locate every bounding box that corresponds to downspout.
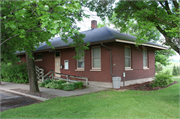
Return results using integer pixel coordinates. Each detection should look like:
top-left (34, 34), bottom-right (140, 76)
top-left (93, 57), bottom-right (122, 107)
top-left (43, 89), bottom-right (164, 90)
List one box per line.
top-left (101, 42), bottom-right (116, 77)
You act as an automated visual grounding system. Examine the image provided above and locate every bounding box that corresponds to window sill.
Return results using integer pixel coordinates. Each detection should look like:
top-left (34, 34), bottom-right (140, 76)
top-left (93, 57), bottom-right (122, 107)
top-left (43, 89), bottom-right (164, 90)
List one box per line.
top-left (75, 69), bottom-right (85, 71)
top-left (90, 69), bottom-right (101, 71)
top-left (34, 59), bottom-right (42, 62)
top-left (143, 67), bottom-right (149, 70)
top-left (125, 68), bottom-right (133, 71)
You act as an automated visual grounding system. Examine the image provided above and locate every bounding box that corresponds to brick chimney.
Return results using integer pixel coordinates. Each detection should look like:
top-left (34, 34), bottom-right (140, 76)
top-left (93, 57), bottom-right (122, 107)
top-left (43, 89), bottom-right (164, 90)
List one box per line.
top-left (91, 20), bottom-right (97, 29)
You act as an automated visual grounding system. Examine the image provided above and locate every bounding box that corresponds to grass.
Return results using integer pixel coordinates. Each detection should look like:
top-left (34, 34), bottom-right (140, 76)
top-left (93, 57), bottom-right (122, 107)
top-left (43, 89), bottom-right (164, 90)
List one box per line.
top-left (1, 77), bottom-right (180, 119)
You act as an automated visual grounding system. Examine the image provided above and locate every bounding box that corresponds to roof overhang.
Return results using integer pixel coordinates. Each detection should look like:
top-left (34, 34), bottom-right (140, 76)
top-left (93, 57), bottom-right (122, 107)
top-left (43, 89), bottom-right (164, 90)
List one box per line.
top-left (115, 39), bottom-right (167, 50)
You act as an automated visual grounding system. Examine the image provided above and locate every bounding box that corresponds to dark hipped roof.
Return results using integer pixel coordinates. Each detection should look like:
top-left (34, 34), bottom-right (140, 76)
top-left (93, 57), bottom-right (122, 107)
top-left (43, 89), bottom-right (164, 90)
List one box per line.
top-left (17, 26), bottom-right (166, 54)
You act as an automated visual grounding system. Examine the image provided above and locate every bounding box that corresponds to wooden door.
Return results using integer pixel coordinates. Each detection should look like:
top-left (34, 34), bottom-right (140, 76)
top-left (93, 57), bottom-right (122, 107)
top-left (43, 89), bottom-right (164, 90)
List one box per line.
top-left (55, 52), bottom-right (60, 77)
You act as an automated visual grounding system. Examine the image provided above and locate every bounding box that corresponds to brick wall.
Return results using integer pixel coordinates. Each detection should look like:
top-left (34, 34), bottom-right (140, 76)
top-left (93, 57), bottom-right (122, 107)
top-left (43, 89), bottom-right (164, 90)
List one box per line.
top-left (18, 42), bottom-right (156, 83)
top-left (60, 44), bottom-right (112, 82)
top-left (112, 42), bottom-right (155, 81)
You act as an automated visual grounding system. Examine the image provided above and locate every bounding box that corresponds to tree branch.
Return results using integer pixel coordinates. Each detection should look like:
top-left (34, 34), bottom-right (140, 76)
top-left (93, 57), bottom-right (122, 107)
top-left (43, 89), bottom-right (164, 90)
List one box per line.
top-left (155, 25), bottom-right (167, 37)
top-left (30, 4), bottom-right (39, 17)
top-left (0, 34), bottom-right (19, 46)
top-left (0, 24), bottom-right (42, 46)
top-left (158, 1), bottom-right (172, 15)
top-left (173, 1), bottom-right (179, 12)
top-left (154, 16), bottom-right (177, 27)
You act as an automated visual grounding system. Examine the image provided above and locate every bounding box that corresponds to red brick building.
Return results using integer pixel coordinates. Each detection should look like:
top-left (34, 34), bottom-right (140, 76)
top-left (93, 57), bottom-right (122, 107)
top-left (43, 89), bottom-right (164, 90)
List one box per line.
top-left (17, 20), bottom-right (166, 88)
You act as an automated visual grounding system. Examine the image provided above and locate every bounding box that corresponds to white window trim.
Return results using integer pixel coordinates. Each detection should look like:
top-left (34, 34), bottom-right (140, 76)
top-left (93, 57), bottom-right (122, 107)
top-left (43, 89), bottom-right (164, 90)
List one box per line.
top-left (125, 46), bottom-right (132, 69)
top-left (76, 58), bottom-right (85, 71)
top-left (143, 67), bottom-right (149, 70)
top-left (75, 69), bottom-right (85, 71)
top-left (35, 59), bottom-right (42, 62)
top-left (143, 49), bottom-right (148, 68)
top-left (64, 60), bottom-right (69, 70)
top-left (90, 69), bottom-right (101, 71)
top-left (125, 67), bottom-right (133, 71)
top-left (91, 46), bottom-right (101, 70)
top-left (35, 53), bottom-right (42, 61)
top-left (76, 51), bottom-right (85, 71)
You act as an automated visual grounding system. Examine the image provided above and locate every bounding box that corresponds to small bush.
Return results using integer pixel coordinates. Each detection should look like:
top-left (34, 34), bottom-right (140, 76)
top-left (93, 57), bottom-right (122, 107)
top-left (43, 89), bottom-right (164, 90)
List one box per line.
top-left (1, 62), bottom-right (28, 83)
top-left (155, 63), bottom-right (163, 73)
top-left (74, 81), bottom-right (84, 89)
top-left (150, 71), bottom-right (173, 88)
top-left (58, 80), bottom-right (67, 85)
top-left (39, 79), bottom-right (53, 87)
top-left (172, 65), bottom-right (180, 76)
top-left (45, 80), bottom-right (59, 89)
top-left (63, 83), bottom-right (75, 91)
top-left (39, 79), bottom-right (84, 91)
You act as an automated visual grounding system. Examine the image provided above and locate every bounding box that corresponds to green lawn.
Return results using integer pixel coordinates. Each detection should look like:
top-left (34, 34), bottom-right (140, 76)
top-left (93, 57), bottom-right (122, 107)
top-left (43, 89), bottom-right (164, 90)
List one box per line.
top-left (1, 78), bottom-right (180, 119)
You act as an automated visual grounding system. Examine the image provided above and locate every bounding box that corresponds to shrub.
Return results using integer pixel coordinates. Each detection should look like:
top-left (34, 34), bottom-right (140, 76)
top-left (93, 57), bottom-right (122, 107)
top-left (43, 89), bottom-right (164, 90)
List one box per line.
top-left (39, 79), bottom-right (53, 87)
top-left (63, 83), bottom-right (75, 91)
top-left (150, 71), bottom-right (173, 88)
top-left (172, 65), bottom-right (178, 76)
top-left (74, 81), bottom-right (84, 89)
top-left (58, 80), bottom-right (67, 85)
top-left (39, 79), bottom-right (84, 91)
top-left (178, 66), bottom-right (180, 75)
top-left (155, 63), bottom-right (163, 73)
top-left (45, 80), bottom-right (59, 89)
top-left (1, 62), bottom-right (28, 83)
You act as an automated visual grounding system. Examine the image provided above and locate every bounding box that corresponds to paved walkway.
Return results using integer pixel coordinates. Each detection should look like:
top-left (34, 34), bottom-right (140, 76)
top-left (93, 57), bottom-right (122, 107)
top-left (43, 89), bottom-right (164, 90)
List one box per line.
top-left (0, 82), bottom-right (108, 101)
top-left (0, 90), bottom-right (40, 112)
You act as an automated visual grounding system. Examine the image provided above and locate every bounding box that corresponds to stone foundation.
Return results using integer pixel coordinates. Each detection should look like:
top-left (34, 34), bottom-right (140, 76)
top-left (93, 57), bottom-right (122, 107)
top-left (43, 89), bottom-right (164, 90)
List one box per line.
top-left (88, 77), bottom-right (155, 88)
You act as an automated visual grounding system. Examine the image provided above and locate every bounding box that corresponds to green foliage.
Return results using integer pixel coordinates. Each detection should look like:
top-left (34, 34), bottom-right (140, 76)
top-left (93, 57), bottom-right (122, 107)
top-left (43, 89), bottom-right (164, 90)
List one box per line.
top-left (45, 80), bottom-right (59, 89)
top-left (155, 49), bottom-right (176, 68)
top-left (155, 63), bottom-right (163, 73)
top-left (39, 79), bottom-right (84, 91)
top-left (172, 65), bottom-right (180, 76)
top-left (150, 71), bottom-right (173, 88)
top-left (58, 80), bottom-right (67, 85)
top-left (74, 81), bottom-right (84, 89)
top-left (1, 62), bottom-right (28, 83)
top-left (1, 0), bottom-right (89, 61)
top-left (39, 79), bottom-right (53, 87)
top-left (63, 83), bottom-right (75, 91)
top-left (97, 20), bottom-right (110, 28)
top-left (1, 0), bottom-right (90, 92)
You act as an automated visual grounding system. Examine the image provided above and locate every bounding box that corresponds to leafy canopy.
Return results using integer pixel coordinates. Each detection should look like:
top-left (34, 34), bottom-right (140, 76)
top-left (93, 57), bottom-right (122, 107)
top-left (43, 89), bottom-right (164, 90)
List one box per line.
top-left (1, 0), bottom-right (89, 61)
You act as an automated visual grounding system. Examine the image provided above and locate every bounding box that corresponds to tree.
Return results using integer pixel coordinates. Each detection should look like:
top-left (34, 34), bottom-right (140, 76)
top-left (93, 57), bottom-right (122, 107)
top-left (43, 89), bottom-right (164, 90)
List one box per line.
top-left (85, 0), bottom-right (180, 54)
top-left (155, 48), bottom-right (176, 66)
top-left (97, 20), bottom-right (110, 28)
top-left (1, 0), bottom-right (89, 92)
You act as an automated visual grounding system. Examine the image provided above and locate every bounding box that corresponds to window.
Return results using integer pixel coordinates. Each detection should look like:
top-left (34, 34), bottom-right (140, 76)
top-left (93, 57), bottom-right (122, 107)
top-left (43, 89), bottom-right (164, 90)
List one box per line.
top-left (77, 52), bottom-right (84, 69)
top-left (55, 52), bottom-right (60, 57)
top-left (92, 47), bottom-right (101, 69)
top-left (64, 60), bottom-right (69, 70)
top-left (35, 54), bottom-right (42, 61)
top-left (125, 46), bottom-right (131, 68)
top-left (143, 49), bottom-right (148, 68)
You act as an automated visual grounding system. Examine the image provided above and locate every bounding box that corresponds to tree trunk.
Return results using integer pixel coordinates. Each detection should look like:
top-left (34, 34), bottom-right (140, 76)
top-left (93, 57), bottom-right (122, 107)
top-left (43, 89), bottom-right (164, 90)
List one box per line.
top-left (165, 37), bottom-right (180, 55)
top-left (26, 52), bottom-right (39, 93)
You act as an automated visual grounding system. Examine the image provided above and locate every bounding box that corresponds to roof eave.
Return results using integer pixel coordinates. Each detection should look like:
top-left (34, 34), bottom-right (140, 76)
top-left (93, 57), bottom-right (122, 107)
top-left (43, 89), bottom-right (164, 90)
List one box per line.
top-left (115, 39), bottom-right (167, 50)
